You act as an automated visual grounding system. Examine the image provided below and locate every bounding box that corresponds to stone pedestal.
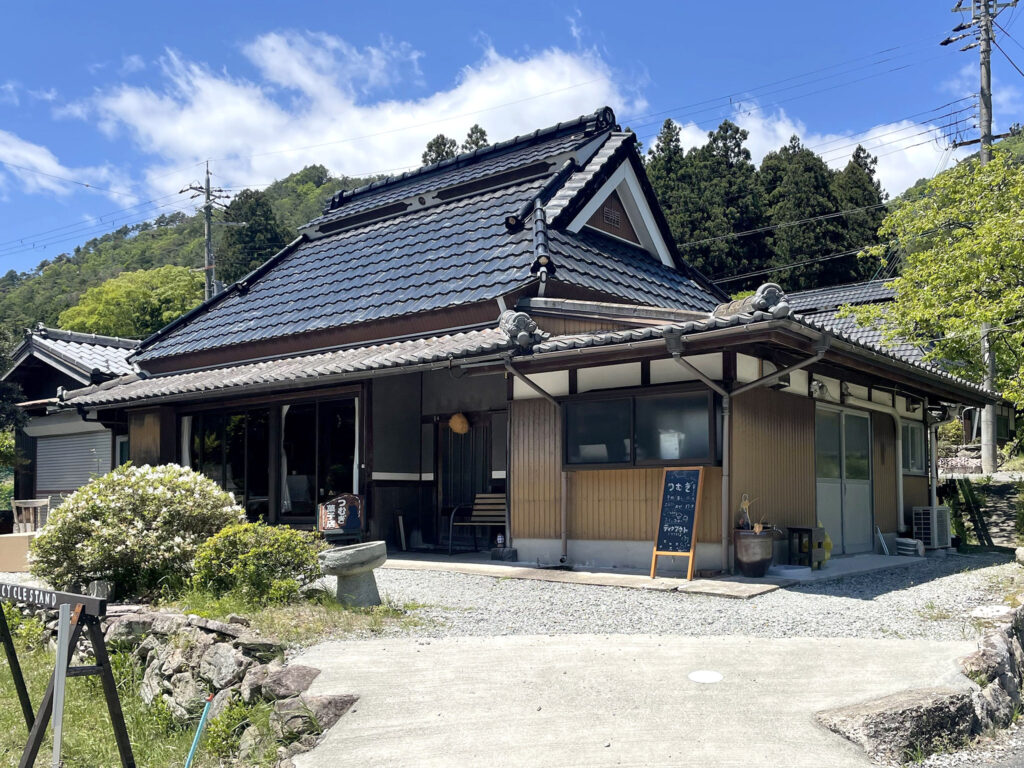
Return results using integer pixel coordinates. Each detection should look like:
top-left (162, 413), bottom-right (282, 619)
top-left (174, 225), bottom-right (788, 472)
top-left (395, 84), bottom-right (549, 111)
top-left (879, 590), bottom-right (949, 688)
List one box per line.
top-left (318, 541), bottom-right (387, 607)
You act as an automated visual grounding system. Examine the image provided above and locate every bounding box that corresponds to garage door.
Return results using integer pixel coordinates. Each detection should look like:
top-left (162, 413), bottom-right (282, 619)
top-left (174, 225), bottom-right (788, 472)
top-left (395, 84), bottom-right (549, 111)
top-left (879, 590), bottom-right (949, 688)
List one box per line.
top-left (35, 432), bottom-right (112, 496)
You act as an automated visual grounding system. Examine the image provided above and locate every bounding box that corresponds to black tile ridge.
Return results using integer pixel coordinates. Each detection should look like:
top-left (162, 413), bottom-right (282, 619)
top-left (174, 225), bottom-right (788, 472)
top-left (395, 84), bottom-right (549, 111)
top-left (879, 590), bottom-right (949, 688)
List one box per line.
top-left (133, 234), bottom-right (308, 360)
top-left (548, 132), bottom-right (638, 230)
top-left (29, 324), bottom-right (140, 349)
top-left (324, 106), bottom-right (617, 213)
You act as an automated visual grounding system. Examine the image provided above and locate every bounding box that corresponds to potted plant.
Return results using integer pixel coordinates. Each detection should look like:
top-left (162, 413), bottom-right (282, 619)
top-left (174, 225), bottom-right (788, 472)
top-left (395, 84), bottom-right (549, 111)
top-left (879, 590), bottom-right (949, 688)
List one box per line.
top-left (733, 495), bottom-right (777, 578)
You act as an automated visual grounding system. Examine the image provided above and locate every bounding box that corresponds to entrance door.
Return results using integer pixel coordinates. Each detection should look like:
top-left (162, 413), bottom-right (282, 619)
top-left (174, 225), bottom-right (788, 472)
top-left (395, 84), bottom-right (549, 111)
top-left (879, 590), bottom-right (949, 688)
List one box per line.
top-left (815, 407), bottom-right (874, 554)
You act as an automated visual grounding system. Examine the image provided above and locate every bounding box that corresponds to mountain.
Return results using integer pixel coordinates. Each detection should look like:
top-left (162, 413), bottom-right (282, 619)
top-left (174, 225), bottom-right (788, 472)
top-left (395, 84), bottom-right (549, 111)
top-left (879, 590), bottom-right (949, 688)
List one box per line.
top-left (0, 166), bottom-right (377, 342)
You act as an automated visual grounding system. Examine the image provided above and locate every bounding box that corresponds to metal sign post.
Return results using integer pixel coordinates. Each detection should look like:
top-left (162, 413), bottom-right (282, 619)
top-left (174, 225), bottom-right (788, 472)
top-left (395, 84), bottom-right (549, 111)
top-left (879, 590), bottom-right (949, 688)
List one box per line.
top-left (51, 603), bottom-right (70, 768)
top-left (0, 582), bottom-right (135, 768)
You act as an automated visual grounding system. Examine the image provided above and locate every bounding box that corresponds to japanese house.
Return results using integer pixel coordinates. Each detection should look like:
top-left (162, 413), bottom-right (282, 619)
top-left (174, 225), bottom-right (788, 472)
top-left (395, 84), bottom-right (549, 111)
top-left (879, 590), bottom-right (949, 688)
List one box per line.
top-left (53, 107), bottom-right (995, 572)
top-left (4, 325), bottom-right (137, 503)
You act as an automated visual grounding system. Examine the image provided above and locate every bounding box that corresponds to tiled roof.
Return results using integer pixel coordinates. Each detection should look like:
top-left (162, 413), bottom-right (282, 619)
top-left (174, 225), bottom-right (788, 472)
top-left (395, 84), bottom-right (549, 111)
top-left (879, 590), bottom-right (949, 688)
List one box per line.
top-left (65, 306), bottom-right (989, 409)
top-left (787, 279), bottom-right (894, 313)
top-left (134, 179), bottom-right (544, 361)
top-left (800, 310), bottom-right (927, 365)
top-left (548, 228), bottom-right (718, 313)
top-left (4, 326), bottom-right (138, 382)
top-left (65, 328), bottom-right (516, 407)
top-left (545, 132), bottom-right (634, 222)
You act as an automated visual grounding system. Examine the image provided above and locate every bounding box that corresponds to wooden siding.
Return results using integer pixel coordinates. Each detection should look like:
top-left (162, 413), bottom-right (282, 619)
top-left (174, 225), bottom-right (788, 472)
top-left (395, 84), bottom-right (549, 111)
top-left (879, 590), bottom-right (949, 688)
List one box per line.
top-left (509, 398), bottom-right (723, 543)
top-left (730, 388), bottom-right (816, 530)
top-left (872, 413), bottom-right (899, 532)
top-left (509, 399), bottom-right (562, 540)
top-left (533, 315), bottom-right (635, 337)
top-left (904, 474), bottom-right (929, 515)
top-left (585, 190), bottom-right (641, 244)
top-left (129, 410), bottom-right (161, 465)
top-left (566, 466), bottom-right (722, 542)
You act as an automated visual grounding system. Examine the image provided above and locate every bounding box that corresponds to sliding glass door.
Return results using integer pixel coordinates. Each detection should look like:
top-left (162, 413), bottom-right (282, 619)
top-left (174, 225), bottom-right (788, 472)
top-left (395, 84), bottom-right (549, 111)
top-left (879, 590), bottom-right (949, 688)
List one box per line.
top-left (815, 406), bottom-right (874, 555)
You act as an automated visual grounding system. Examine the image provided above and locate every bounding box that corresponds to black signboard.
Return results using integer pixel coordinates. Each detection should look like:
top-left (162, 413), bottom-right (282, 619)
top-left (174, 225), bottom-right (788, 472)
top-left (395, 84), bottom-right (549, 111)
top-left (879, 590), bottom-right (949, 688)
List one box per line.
top-left (318, 494), bottom-right (364, 541)
top-left (650, 467), bottom-right (704, 580)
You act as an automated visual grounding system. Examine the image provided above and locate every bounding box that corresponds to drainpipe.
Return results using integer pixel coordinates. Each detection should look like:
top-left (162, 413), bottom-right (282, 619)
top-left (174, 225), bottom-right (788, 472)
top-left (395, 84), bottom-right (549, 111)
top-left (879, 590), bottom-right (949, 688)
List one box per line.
top-left (666, 332), bottom-right (830, 571)
top-left (841, 394), bottom-right (906, 533)
top-left (928, 403), bottom-right (961, 507)
top-left (502, 359), bottom-right (569, 564)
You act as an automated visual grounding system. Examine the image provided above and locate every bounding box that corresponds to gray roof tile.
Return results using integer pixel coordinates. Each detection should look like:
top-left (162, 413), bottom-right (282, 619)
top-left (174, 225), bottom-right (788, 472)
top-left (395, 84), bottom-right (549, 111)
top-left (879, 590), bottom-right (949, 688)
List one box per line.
top-left (6, 326), bottom-right (138, 380)
top-left (787, 280), bottom-right (894, 313)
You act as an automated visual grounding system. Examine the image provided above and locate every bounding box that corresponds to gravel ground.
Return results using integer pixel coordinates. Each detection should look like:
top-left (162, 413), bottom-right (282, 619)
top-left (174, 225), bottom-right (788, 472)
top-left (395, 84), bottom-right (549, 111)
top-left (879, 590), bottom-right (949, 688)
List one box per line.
top-left (922, 721), bottom-right (1024, 768)
top-left (370, 552), bottom-right (1021, 641)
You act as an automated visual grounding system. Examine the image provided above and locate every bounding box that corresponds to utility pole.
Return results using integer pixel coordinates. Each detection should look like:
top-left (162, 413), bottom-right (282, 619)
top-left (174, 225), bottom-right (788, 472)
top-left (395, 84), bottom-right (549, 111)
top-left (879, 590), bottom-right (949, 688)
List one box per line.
top-left (943, 0), bottom-right (1017, 473)
top-left (181, 162), bottom-right (229, 301)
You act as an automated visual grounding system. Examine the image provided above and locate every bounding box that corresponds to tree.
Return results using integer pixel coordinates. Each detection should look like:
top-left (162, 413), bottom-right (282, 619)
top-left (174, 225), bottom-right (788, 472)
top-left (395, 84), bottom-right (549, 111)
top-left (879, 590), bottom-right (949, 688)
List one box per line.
top-left (0, 327), bottom-right (24, 431)
top-left (422, 134), bottom-right (457, 165)
top-left (847, 149), bottom-right (1024, 405)
top-left (57, 265), bottom-right (203, 339)
top-left (759, 136), bottom-right (847, 290)
top-left (831, 145), bottom-right (887, 280)
top-left (218, 189), bottom-right (291, 284)
top-left (461, 124), bottom-right (489, 152)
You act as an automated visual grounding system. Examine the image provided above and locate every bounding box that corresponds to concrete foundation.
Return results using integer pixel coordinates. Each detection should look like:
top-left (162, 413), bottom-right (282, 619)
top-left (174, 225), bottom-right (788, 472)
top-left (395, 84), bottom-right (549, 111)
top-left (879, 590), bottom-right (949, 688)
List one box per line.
top-left (0, 533), bottom-right (33, 573)
top-left (514, 538), bottom-right (723, 573)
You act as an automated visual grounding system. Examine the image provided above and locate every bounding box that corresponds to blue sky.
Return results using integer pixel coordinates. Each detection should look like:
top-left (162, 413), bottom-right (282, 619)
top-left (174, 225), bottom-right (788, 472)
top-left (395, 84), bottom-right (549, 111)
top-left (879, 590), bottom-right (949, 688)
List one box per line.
top-left (1, 0), bottom-right (1022, 273)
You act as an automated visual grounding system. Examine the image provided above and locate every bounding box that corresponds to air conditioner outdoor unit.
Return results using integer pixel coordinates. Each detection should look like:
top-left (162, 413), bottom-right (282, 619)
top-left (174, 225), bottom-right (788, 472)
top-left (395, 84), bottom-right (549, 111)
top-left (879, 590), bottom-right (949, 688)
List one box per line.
top-left (912, 506), bottom-right (952, 549)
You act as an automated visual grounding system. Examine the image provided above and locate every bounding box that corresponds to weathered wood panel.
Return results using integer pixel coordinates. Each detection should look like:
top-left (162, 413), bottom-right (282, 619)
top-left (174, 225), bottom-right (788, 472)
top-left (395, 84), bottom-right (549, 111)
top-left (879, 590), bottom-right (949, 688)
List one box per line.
top-left (872, 413), bottom-right (899, 532)
top-left (532, 315), bottom-right (635, 337)
top-left (509, 399), bottom-right (562, 540)
top-left (128, 410), bottom-right (162, 466)
top-left (730, 388), bottom-right (816, 530)
top-left (903, 474), bottom-right (930, 515)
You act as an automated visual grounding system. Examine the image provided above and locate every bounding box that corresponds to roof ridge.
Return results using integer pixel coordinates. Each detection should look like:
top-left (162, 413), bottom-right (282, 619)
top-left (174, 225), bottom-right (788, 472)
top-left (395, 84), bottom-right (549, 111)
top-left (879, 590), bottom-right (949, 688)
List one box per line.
top-left (30, 324), bottom-right (140, 349)
top-left (788, 278), bottom-right (892, 297)
top-left (324, 107), bottom-right (617, 214)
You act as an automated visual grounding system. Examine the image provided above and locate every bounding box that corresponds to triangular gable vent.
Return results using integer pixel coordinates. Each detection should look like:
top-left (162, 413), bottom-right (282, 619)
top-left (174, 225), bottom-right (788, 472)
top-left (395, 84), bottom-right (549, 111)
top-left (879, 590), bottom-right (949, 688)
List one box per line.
top-left (566, 161), bottom-right (675, 268)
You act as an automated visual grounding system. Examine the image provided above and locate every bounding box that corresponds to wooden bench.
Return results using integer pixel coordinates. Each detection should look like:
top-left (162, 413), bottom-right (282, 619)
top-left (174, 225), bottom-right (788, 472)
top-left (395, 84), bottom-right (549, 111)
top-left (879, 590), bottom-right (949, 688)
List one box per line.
top-left (448, 493), bottom-right (507, 554)
top-left (12, 499), bottom-right (50, 534)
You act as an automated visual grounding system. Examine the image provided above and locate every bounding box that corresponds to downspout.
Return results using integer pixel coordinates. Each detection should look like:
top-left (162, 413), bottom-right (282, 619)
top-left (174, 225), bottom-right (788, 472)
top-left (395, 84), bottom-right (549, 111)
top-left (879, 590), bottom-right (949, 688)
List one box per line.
top-left (668, 335), bottom-right (830, 572)
top-left (502, 358), bottom-right (569, 564)
top-left (928, 403), bottom-right (961, 507)
top-left (841, 394), bottom-right (906, 533)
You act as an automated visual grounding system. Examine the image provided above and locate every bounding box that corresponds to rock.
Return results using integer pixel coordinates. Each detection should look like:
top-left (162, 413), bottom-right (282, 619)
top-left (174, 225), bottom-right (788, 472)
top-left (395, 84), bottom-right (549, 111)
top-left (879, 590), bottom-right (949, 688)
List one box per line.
top-left (149, 612), bottom-right (189, 636)
top-left (227, 613), bottom-right (251, 627)
top-left (234, 635), bottom-right (286, 661)
top-left (319, 541), bottom-right (387, 607)
top-left (240, 664), bottom-right (268, 705)
top-left (133, 635), bottom-right (162, 664)
top-left (139, 659), bottom-right (165, 705)
top-left (269, 694), bottom-right (357, 741)
top-left (187, 615), bottom-right (247, 639)
top-left (168, 672), bottom-right (208, 718)
top-left (237, 726), bottom-right (260, 762)
top-left (87, 579), bottom-right (114, 600)
top-left (199, 642), bottom-right (251, 689)
top-left (104, 613), bottom-right (157, 648)
top-left (1016, 547), bottom-right (1024, 567)
top-left (971, 604), bottom-right (1016, 626)
top-left (208, 685), bottom-right (239, 721)
top-left (976, 683), bottom-right (1016, 729)
top-left (817, 688), bottom-right (976, 763)
top-left (262, 664), bottom-right (321, 701)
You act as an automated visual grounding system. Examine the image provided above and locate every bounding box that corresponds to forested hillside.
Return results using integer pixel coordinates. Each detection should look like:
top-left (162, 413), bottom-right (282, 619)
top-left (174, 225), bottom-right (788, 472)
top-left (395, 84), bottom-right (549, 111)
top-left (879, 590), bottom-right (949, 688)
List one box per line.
top-left (0, 166), bottom-right (374, 341)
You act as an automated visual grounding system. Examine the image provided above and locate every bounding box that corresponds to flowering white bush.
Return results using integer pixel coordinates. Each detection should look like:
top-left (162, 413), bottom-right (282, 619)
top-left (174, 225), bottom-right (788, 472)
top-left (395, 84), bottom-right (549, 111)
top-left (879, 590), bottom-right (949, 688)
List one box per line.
top-left (31, 463), bottom-right (244, 597)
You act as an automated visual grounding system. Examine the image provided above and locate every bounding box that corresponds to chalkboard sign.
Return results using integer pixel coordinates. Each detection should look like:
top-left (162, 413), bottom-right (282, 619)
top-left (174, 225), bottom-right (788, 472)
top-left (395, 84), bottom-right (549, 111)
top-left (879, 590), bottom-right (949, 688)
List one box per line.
top-left (650, 467), bottom-right (704, 580)
top-left (318, 494), bottom-right (364, 540)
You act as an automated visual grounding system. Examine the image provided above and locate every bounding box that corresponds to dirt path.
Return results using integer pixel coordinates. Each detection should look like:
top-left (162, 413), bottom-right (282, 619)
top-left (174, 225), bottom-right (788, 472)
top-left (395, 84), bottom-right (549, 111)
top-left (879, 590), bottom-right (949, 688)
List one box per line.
top-left (972, 478), bottom-right (1022, 547)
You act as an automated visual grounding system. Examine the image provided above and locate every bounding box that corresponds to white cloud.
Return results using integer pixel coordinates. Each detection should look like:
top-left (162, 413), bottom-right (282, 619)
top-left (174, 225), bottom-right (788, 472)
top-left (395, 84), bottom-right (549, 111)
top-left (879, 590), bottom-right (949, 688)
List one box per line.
top-left (942, 62), bottom-right (1021, 131)
top-left (89, 32), bottom-right (643, 202)
top-left (120, 54), bottom-right (146, 75)
top-left (0, 128), bottom-right (136, 203)
top-left (567, 9), bottom-right (584, 46)
top-left (52, 100), bottom-right (91, 121)
top-left (0, 82), bottom-right (18, 106)
top-left (28, 88), bottom-right (58, 102)
top-left (665, 103), bottom-right (970, 196)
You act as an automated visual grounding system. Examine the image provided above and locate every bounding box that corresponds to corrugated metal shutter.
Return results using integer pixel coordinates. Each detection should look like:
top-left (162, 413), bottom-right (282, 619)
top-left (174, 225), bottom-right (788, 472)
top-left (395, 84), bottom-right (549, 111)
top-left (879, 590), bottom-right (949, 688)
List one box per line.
top-left (35, 432), bottom-right (112, 495)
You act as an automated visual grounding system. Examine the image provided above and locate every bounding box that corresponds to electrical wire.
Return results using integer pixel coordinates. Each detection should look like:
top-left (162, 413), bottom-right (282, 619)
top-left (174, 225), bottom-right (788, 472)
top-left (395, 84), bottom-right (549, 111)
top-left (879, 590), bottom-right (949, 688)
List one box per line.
top-left (992, 36), bottom-right (1024, 79)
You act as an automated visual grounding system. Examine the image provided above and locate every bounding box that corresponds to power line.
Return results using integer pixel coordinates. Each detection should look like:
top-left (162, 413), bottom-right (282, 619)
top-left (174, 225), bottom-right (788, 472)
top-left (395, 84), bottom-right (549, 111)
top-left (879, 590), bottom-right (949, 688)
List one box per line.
top-left (712, 245), bottom-right (871, 284)
top-left (992, 34), bottom-right (1024, 78)
top-left (0, 159), bottom-right (138, 201)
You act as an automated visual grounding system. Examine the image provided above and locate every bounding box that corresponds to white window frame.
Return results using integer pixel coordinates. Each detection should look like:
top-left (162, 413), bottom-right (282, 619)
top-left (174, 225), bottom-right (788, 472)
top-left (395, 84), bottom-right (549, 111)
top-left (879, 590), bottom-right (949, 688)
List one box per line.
top-left (901, 421), bottom-right (926, 474)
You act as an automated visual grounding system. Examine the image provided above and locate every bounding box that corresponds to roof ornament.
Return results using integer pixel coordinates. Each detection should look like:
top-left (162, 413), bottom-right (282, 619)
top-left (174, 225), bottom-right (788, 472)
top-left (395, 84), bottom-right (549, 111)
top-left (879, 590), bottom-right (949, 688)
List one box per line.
top-left (711, 282), bottom-right (791, 320)
top-left (499, 310), bottom-right (548, 350)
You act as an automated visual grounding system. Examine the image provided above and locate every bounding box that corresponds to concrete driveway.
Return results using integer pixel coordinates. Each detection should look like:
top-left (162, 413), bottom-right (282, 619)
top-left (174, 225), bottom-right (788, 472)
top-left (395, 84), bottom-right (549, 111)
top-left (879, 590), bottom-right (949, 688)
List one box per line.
top-left (291, 635), bottom-right (972, 768)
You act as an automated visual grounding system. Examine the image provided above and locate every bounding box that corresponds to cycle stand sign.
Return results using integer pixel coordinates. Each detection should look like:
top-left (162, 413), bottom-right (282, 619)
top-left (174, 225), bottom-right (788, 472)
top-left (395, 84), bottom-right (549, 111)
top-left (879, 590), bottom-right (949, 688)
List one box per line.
top-left (0, 582), bottom-right (135, 768)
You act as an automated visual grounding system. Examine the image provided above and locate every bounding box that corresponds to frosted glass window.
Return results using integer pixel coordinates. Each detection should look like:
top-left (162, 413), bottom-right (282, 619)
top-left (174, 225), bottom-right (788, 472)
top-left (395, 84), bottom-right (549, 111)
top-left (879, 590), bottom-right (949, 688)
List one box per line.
top-left (635, 394), bottom-right (711, 462)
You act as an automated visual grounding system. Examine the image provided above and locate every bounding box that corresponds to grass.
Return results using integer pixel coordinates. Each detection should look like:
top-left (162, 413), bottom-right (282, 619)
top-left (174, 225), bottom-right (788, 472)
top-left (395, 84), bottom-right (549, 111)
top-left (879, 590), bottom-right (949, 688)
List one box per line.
top-left (162, 587), bottom-right (427, 647)
top-left (917, 600), bottom-right (954, 621)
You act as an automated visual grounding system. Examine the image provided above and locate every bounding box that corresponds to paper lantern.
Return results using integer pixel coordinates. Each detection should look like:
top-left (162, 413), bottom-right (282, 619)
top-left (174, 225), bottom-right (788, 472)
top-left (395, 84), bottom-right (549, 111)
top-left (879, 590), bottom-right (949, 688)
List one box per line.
top-left (449, 412), bottom-right (470, 434)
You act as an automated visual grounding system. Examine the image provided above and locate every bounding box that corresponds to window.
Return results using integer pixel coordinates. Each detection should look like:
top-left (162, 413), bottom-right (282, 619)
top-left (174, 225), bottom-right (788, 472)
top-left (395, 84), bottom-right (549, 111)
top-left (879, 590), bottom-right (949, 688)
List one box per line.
top-left (115, 435), bottom-right (130, 466)
top-left (187, 409), bottom-right (271, 520)
top-left (564, 391), bottom-right (714, 467)
top-left (901, 422), bottom-right (926, 474)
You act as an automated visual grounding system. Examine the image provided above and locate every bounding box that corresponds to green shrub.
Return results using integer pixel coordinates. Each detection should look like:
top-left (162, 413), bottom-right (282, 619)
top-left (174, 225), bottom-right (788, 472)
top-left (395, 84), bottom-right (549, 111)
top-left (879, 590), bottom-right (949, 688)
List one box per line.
top-left (30, 463), bottom-right (243, 597)
top-left (192, 522), bottom-right (328, 605)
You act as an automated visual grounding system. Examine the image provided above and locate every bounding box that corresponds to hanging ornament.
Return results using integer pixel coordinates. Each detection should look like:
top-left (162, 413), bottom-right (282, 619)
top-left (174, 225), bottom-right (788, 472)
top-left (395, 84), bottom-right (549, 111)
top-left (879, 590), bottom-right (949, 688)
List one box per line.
top-left (449, 412), bottom-right (470, 434)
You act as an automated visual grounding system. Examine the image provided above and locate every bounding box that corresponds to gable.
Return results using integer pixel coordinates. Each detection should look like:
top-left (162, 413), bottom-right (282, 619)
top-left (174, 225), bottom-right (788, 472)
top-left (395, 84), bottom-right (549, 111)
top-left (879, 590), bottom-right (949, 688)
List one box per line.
top-left (584, 190), bottom-right (640, 246)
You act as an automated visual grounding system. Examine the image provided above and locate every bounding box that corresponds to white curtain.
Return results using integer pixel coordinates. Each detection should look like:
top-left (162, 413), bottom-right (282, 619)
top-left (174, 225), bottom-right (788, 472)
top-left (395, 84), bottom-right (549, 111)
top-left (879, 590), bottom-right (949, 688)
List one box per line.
top-left (280, 405), bottom-right (291, 513)
top-left (180, 415), bottom-right (192, 467)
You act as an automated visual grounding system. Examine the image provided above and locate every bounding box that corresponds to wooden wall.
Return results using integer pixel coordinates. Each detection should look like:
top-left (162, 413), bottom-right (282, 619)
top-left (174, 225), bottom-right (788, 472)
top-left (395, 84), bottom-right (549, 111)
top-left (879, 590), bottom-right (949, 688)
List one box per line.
top-left (128, 407), bottom-right (177, 466)
top-left (509, 399), bottom-right (723, 543)
top-left (904, 474), bottom-right (930, 515)
top-left (730, 388), bottom-right (816, 530)
top-left (532, 316), bottom-right (634, 337)
top-left (872, 413), bottom-right (899, 532)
